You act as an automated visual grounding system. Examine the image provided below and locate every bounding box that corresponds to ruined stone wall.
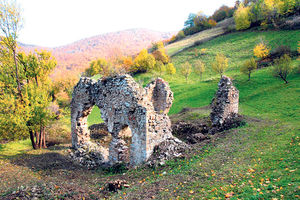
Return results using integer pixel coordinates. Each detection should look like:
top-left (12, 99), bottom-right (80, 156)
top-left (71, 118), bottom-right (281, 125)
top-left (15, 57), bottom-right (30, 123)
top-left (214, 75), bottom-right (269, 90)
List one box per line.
top-left (71, 75), bottom-right (176, 166)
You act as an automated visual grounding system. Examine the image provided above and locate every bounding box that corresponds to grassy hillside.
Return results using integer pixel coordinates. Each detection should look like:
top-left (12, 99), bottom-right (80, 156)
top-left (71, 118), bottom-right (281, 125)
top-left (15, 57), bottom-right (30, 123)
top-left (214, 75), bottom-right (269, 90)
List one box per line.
top-left (1, 30), bottom-right (299, 199)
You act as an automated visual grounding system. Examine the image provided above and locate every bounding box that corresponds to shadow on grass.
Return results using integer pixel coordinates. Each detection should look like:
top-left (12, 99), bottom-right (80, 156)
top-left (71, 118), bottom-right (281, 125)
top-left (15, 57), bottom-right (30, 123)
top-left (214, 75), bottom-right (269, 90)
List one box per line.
top-left (10, 152), bottom-right (83, 172)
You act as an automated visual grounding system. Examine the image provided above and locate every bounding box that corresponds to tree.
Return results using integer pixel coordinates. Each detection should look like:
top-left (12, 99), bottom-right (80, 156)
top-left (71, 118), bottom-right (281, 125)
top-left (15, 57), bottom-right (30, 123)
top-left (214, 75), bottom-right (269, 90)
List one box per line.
top-left (234, 3), bottom-right (251, 30)
top-left (85, 58), bottom-right (111, 77)
top-left (133, 49), bottom-right (156, 73)
top-left (254, 42), bottom-right (270, 59)
top-left (240, 57), bottom-right (257, 80)
top-left (0, 48), bottom-right (57, 147)
top-left (152, 49), bottom-right (169, 64)
top-left (121, 56), bottom-right (134, 72)
top-left (193, 12), bottom-right (209, 28)
top-left (194, 60), bottom-right (205, 80)
top-left (166, 63), bottom-right (176, 75)
top-left (273, 54), bottom-right (293, 84)
top-left (184, 13), bottom-right (197, 28)
top-left (0, 0), bottom-right (23, 97)
top-left (212, 53), bottom-right (228, 78)
top-left (180, 62), bottom-right (192, 83)
top-left (153, 61), bottom-right (166, 76)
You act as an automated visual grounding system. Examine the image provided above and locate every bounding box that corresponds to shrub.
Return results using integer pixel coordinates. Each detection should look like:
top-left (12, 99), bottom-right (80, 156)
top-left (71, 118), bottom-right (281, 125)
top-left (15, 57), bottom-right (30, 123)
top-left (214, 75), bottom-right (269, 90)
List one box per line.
top-left (208, 19), bottom-right (217, 27)
top-left (273, 54), bottom-right (293, 84)
top-left (240, 57), bottom-right (257, 81)
top-left (212, 53), bottom-right (229, 78)
top-left (254, 43), bottom-right (270, 59)
top-left (271, 45), bottom-right (292, 58)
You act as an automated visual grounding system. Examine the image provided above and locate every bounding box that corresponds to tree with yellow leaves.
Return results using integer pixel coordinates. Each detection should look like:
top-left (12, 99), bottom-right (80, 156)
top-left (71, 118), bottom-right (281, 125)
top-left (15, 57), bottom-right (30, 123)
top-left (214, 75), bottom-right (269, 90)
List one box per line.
top-left (194, 60), bottom-right (205, 80)
top-left (234, 3), bottom-right (251, 30)
top-left (133, 49), bottom-right (156, 73)
top-left (212, 54), bottom-right (228, 78)
top-left (180, 62), bottom-right (192, 83)
top-left (253, 43), bottom-right (270, 59)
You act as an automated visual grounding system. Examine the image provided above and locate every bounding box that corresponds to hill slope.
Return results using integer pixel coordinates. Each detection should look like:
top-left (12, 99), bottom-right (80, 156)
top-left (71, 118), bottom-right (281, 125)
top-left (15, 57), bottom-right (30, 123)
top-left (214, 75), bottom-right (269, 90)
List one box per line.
top-left (1, 30), bottom-right (299, 199)
top-left (165, 18), bottom-right (234, 56)
top-left (20, 29), bottom-right (173, 78)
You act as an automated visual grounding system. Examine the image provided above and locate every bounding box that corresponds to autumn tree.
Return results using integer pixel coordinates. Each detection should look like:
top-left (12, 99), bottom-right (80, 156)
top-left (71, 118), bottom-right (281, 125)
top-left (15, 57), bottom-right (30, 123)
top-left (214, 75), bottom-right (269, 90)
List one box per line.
top-left (132, 49), bottom-right (156, 73)
top-left (234, 3), bottom-right (251, 30)
top-left (85, 58), bottom-right (111, 77)
top-left (153, 61), bottom-right (166, 76)
top-left (273, 54), bottom-right (293, 84)
top-left (152, 42), bottom-right (169, 64)
top-left (166, 63), bottom-right (176, 75)
top-left (240, 57), bottom-right (257, 81)
top-left (0, 0), bottom-right (23, 97)
top-left (121, 56), bottom-right (134, 72)
top-left (194, 60), bottom-right (206, 80)
top-left (254, 42), bottom-right (270, 59)
top-left (180, 62), bottom-right (192, 83)
top-left (212, 53), bottom-right (229, 78)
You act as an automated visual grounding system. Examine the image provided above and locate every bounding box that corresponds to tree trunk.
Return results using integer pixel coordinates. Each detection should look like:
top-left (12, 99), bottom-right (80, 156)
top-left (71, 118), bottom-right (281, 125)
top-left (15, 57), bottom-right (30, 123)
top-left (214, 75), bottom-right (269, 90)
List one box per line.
top-left (13, 49), bottom-right (22, 98)
top-left (35, 76), bottom-right (39, 87)
top-left (248, 73), bottom-right (251, 81)
top-left (39, 128), bottom-right (43, 149)
top-left (36, 130), bottom-right (40, 148)
top-left (29, 130), bottom-right (37, 149)
top-left (42, 127), bottom-right (47, 148)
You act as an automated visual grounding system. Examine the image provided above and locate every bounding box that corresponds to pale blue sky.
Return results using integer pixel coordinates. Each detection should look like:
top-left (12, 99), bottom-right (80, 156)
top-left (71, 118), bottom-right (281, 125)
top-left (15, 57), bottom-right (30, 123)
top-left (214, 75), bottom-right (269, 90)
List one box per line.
top-left (17, 0), bottom-right (236, 47)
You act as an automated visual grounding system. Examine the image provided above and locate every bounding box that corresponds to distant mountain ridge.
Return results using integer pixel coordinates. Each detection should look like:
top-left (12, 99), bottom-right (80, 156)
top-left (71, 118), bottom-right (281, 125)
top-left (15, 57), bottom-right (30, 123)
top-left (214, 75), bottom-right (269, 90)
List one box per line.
top-left (20, 28), bottom-right (174, 79)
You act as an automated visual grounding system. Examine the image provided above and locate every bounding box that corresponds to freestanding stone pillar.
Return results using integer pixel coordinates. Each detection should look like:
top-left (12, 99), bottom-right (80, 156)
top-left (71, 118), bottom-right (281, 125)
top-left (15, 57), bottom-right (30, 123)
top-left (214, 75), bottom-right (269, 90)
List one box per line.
top-left (210, 75), bottom-right (239, 126)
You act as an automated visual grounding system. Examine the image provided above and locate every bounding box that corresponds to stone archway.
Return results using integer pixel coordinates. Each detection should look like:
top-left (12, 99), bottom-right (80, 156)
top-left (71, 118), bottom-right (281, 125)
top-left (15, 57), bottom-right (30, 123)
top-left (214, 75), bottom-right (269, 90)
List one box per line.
top-left (71, 75), bottom-right (177, 166)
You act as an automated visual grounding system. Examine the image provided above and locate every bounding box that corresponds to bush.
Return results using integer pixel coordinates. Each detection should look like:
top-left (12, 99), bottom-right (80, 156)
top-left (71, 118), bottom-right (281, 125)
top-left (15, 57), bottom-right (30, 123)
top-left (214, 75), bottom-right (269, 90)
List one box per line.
top-left (273, 54), bottom-right (293, 84)
top-left (270, 45), bottom-right (292, 58)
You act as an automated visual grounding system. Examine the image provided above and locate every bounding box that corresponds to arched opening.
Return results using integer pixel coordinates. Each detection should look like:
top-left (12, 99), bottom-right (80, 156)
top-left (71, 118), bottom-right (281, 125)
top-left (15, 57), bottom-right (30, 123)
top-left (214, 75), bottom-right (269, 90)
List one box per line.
top-left (88, 106), bottom-right (112, 149)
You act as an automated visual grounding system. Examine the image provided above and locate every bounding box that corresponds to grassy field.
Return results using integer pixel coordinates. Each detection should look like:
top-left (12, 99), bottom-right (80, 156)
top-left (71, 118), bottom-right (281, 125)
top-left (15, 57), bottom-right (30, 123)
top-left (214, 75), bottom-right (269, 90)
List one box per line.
top-left (0, 30), bottom-right (299, 199)
top-left (165, 26), bottom-right (226, 56)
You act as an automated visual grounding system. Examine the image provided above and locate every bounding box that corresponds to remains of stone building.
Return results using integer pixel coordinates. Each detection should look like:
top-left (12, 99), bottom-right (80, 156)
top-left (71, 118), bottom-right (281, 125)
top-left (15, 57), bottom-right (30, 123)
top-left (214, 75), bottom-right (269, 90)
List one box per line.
top-left (70, 74), bottom-right (186, 167)
top-left (210, 75), bottom-right (239, 127)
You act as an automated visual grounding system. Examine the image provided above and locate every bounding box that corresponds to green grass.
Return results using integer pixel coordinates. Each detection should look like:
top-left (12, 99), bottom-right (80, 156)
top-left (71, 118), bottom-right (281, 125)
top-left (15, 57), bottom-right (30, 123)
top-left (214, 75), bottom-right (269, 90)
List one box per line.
top-left (0, 139), bottom-right (31, 159)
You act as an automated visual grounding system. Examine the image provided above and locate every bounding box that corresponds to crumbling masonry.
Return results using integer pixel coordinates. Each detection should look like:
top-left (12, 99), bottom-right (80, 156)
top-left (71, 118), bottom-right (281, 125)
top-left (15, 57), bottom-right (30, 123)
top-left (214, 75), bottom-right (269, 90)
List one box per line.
top-left (210, 75), bottom-right (239, 127)
top-left (71, 75), bottom-right (177, 166)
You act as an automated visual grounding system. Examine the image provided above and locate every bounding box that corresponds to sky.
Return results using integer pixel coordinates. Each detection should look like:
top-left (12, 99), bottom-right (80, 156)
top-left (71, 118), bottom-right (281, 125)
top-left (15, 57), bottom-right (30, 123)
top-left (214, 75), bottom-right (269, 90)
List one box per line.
top-left (17, 0), bottom-right (236, 47)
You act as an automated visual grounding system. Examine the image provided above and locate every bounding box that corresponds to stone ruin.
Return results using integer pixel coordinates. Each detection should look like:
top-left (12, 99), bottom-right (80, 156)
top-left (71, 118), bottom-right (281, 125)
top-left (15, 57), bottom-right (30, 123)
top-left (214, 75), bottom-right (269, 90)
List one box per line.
top-left (70, 74), bottom-right (186, 167)
top-left (210, 75), bottom-right (239, 127)
top-left (70, 74), bottom-right (240, 168)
